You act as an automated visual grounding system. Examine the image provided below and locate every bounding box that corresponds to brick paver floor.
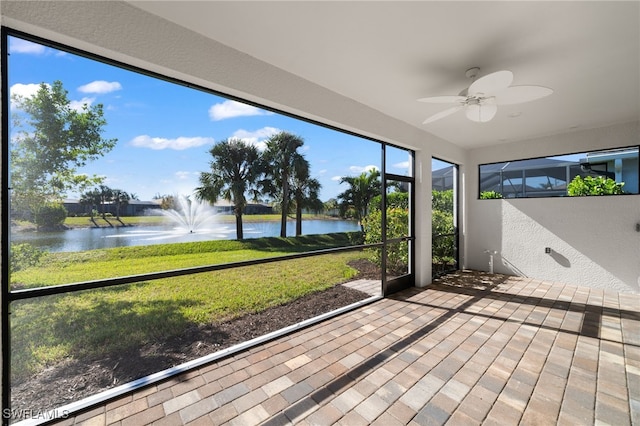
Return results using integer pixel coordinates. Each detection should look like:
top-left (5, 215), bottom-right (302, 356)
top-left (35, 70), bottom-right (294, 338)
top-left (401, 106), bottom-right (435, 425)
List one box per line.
top-left (49, 271), bottom-right (639, 425)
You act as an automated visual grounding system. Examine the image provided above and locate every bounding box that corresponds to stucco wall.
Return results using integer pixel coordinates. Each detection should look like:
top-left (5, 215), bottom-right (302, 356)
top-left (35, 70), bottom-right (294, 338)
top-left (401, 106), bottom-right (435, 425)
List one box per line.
top-left (466, 121), bottom-right (640, 293)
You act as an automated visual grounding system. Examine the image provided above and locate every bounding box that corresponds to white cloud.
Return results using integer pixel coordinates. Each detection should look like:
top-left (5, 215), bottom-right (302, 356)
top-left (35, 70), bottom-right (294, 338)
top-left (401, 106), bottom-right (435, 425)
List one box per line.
top-left (130, 135), bottom-right (215, 151)
top-left (393, 161), bottom-right (410, 170)
top-left (209, 100), bottom-right (272, 121)
top-left (69, 97), bottom-right (96, 112)
top-left (175, 171), bottom-right (197, 180)
top-left (10, 83), bottom-right (44, 98)
top-left (10, 83), bottom-right (46, 108)
top-left (11, 83), bottom-right (96, 112)
top-left (331, 165), bottom-right (378, 183)
top-left (78, 80), bottom-right (122, 94)
top-left (231, 126), bottom-right (280, 151)
top-left (349, 165), bottom-right (379, 174)
top-left (10, 39), bottom-right (46, 55)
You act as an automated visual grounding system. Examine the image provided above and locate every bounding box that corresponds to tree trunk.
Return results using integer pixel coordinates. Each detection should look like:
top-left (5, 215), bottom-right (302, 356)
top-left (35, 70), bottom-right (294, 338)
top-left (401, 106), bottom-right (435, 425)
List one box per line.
top-left (280, 180), bottom-right (289, 238)
top-left (295, 198), bottom-right (302, 236)
top-left (235, 213), bottom-right (243, 240)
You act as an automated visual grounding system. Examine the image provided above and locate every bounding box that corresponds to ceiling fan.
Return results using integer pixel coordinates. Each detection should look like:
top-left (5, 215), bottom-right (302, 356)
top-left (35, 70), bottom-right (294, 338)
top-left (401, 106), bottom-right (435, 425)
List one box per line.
top-left (418, 67), bottom-right (553, 124)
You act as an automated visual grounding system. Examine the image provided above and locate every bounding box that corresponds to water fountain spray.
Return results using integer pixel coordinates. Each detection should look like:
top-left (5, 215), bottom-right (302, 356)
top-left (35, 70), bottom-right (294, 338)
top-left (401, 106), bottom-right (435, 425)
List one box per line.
top-left (160, 195), bottom-right (218, 233)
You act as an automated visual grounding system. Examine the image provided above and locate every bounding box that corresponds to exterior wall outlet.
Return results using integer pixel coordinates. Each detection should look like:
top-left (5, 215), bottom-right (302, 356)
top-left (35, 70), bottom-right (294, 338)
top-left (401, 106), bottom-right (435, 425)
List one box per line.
top-left (545, 247), bottom-right (551, 254)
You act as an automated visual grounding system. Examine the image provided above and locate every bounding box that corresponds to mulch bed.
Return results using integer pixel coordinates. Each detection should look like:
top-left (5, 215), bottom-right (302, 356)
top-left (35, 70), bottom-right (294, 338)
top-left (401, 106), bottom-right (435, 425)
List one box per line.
top-left (11, 259), bottom-right (381, 417)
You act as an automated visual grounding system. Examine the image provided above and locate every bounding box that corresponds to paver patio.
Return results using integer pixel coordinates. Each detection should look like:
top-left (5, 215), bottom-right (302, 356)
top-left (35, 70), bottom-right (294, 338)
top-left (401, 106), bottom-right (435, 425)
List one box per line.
top-left (48, 271), bottom-right (639, 425)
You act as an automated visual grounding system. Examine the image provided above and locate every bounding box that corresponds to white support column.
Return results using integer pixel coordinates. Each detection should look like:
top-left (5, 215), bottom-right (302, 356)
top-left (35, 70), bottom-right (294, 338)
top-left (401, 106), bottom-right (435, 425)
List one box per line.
top-left (414, 149), bottom-right (432, 287)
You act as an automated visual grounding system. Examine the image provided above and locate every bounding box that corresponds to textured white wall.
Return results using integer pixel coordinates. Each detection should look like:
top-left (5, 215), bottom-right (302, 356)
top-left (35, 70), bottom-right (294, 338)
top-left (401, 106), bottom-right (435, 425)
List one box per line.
top-left (466, 122), bottom-right (640, 293)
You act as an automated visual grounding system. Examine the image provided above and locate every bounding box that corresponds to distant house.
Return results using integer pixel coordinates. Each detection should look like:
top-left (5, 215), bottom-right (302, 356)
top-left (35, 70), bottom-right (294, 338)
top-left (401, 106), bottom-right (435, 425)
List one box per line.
top-left (580, 147), bottom-right (639, 194)
top-left (62, 199), bottom-right (163, 216)
top-left (210, 199), bottom-right (273, 215)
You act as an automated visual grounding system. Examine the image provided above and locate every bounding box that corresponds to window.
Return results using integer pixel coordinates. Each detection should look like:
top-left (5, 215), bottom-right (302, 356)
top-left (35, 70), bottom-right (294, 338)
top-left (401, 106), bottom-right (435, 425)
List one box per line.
top-left (479, 147), bottom-right (639, 198)
top-left (3, 31), bottom-right (414, 420)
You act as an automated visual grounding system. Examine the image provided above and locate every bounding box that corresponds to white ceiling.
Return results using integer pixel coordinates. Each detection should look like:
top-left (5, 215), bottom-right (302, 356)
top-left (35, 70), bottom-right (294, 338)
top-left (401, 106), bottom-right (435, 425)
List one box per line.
top-left (129, 1), bottom-right (639, 149)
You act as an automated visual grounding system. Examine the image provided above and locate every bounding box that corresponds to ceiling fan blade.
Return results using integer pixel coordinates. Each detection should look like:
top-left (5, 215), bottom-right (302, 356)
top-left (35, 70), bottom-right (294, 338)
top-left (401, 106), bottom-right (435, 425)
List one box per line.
top-left (417, 95), bottom-right (466, 104)
top-left (423, 105), bottom-right (464, 124)
top-left (466, 102), bottom-right (498, 123)
top-left (494, 85), bottom-right (554, 105)
top-left (468, 70), bottom-right (513, 96)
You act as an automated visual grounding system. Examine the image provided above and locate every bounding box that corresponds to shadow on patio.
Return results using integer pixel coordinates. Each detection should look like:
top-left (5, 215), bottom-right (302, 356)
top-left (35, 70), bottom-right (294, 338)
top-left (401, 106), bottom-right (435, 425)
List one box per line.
top-left (46, 271), bottom-right (639, 425)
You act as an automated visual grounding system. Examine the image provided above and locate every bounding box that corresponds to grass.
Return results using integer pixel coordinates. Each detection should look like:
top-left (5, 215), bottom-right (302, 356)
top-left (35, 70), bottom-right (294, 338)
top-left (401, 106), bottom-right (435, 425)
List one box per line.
top-left (10, 232), bottom-right (369, 382)
top-left (63, 213), bottom-right (337, 228)
top-left (11, 233), bottom-right (363, 288)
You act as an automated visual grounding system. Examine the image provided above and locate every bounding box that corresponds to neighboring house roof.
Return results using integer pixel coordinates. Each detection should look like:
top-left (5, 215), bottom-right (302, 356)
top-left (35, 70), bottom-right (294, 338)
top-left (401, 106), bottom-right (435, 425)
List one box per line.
top-left (62, 199), bottom-right (162, 206)
top-left (211, 199), bottom-right (271, 208)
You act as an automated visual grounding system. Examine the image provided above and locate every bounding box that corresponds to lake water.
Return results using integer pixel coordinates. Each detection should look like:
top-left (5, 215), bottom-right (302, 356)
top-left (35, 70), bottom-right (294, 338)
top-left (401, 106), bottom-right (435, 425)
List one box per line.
top-left (11, 219), bottom-right (361, 252)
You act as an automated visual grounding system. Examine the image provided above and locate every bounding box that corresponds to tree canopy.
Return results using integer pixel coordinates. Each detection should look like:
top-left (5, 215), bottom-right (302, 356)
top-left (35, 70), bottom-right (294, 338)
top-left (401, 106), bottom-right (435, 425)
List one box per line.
top-left (291, 158), bottom-right (322, 236)
top-left (11, 80), bottom-right (117, 219)
top-left (195, 139), bottom-right (262, 239)
top-left (261, 131), bottom-right (306, 238)
top-left (337, 169), bottom-right (381, 230)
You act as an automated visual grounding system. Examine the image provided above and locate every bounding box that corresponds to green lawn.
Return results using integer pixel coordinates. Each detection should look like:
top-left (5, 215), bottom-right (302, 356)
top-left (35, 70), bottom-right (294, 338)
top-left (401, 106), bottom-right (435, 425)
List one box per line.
top-left (10, 233), bottom-right (369, 382)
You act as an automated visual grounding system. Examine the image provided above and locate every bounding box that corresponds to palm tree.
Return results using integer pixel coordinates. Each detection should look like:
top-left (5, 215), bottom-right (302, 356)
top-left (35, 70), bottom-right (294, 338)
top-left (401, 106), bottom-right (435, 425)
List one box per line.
top-left (337, 169), bottom-right (381, 230)
top-left (195, 139), bottom-right (261, 240)
top-left (291, 157), bottom-right (322, 236)
top-left (97, 185), bottom-right (113, 219)
top-left (111, 189), bottom-right (130, 220)
top-left (262, 131), bottom-right (305, 238)
top-left (79, 188), bottom-right (102, 225)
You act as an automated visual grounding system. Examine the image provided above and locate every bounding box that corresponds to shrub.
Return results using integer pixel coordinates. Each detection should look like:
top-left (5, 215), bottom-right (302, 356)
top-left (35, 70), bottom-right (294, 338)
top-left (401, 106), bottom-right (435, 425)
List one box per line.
top-left (11, 243), bottom-right (45, 273)
top-left (432, 210), bottom-right (455, 265)
top-left (370, 191), bottom-right (409, 212)
top-left (432, 189), bottom-right (454, 211)
top-left (33, 203), bottom-right (68, 230)
top-left (432, 190), bottom-right (456, 271)
top-left (362, 207), bottom-right (408, 275)
top-left (480, 191), bottom-right (503, 199)
top-left (567, 175), bottom-right (625, 196)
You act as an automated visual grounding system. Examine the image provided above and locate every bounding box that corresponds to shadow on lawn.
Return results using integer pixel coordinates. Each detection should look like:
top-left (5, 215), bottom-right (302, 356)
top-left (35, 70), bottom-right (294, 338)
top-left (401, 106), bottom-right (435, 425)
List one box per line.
top-left (10, 284), bottom-right (369, 417)
top-left (242, 231), bottom-right (364, 253)
top-left (11, 290), bottom-right (206, 384)
top-left (10, 289), bottom-right (237, 416)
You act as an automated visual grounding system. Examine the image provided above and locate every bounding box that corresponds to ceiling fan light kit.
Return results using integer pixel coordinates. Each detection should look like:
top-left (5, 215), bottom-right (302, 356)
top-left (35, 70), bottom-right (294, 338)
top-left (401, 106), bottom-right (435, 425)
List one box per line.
top-left (418, 67), bottom-right (553, 124)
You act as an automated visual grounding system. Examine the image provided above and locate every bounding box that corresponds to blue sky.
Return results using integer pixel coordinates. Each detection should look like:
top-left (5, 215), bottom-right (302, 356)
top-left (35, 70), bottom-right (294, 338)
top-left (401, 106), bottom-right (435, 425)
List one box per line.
top-left (8, 36), bottom-right (412, 202)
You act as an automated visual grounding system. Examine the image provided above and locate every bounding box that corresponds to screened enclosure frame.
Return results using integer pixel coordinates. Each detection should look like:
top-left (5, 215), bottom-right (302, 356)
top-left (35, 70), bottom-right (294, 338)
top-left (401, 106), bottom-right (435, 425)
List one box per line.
top-left (0, 27), bottom-right (415, 423)
top-left (478, 146), bottom-right (640, 199)
top-left (431, 157), bottom-right (459, 278)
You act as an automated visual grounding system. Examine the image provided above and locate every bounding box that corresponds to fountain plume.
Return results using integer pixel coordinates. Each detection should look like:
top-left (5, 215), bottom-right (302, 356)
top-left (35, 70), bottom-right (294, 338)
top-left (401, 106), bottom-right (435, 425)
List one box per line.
top-left (160, 195), bottom-right (217, 233)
